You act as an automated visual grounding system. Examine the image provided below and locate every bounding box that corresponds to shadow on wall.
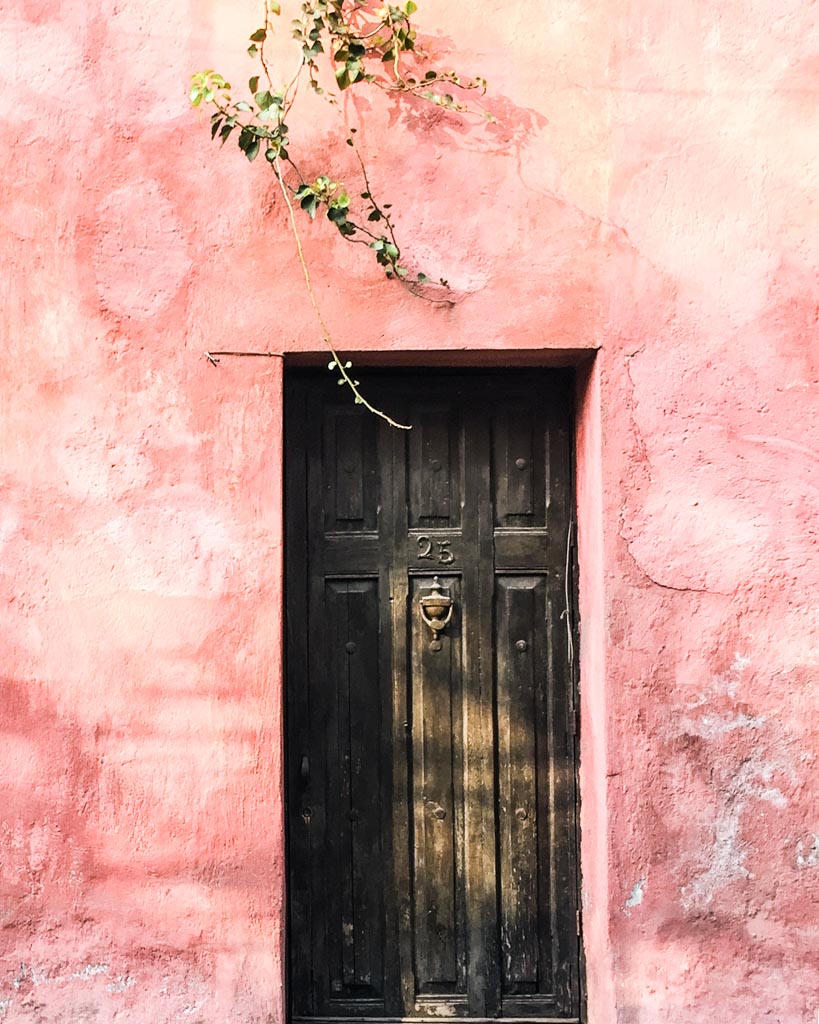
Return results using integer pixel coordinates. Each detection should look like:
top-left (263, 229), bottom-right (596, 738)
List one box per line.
top-left (341, 30), bottom-right (548, 159)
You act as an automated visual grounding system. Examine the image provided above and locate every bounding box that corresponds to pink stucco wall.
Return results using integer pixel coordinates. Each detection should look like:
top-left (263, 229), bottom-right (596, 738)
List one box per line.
top-left (1, 0), bottom-right (817, 1021)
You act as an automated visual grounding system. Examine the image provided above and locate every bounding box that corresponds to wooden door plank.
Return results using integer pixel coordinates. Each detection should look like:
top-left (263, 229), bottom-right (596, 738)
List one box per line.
top-left (492, 386), bottom-right (580, 1018)
top-left (409, 573), bottom-right (462, 991)
top-left (324, 580), bottom-right (357, 989)
top-left (403, 394), bottom-right (469, 1010)
top-left (495, 576), bottom-right (544, 993)
top-left (387, 405), bottom-right (415, 1017)
top-left (462, 404), bottom-right (500, 1018)
top-left (347, 579), bottom-right (386, 994)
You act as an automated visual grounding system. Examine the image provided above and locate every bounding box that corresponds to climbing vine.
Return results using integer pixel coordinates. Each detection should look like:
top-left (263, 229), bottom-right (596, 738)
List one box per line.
top-left (191, 0), bottom-right (490, 424)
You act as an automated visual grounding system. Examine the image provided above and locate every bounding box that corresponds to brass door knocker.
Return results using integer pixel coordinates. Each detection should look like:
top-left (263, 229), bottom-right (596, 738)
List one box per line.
top-left (419, 576), bottom-right (453, 651)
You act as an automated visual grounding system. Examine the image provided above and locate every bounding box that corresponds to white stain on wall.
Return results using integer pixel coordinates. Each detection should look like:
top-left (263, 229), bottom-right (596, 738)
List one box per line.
top-left (624, 877), bottom-right (646, 916)
top-left (796, 835), bottom-right (819, 870)
top-left (681, 757), bottom-right (787, 912)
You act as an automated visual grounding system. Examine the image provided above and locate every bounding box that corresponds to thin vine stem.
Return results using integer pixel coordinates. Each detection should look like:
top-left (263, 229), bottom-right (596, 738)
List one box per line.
top-left (272, 156), bottom-right (411, 430)
top-left (191, 1), bottom-right (489, 419)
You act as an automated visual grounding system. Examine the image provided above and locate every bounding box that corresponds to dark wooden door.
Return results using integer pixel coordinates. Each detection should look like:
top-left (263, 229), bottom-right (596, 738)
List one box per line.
top-left (285, 372), bottom-right (581, 1023)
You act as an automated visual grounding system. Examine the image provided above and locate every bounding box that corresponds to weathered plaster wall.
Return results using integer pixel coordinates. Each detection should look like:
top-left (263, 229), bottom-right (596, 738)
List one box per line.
top-left (1, 0), bottom-right (817, 1021)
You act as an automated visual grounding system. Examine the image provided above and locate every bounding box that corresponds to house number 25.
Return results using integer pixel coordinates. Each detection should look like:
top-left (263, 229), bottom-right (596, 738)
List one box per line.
top-left (417, 536), bottom-right (455, 565)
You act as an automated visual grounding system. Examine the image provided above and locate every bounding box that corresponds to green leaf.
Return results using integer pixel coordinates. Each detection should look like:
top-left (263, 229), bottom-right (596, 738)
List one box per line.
top-left (249, 28), bottom-right (267, 41)
top-left (405, 0), bottom-right (417, 13)
top-left (269, 0), bottom-right (281, 13)
top-left (211, 117), bottom-right (224, 138)
top-left (235, 101), bottom-right (252, 112)
top-left (190, 90), bottom-right (203, 107)
top-left (300, 194), bottom-right (318, 218)
top-left (265, 147), bottom-right (279, 162)
top-left (335, 67), bottom-right (350, 89)
top-left (246, 139), bottom-right (260, 161)
top-left (367, 209), bottom-right (382, 222)
top-left (247, 43), bottom-right (258, 57)
top-left (249, 75), bottom-right (260, 92)
top-left (255, 90), bottom-right (275, 109)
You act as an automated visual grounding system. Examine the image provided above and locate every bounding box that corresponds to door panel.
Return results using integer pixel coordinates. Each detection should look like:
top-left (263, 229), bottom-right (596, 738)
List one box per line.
top-left (286, 372), bottom-right (581, 1023)
top-left (324, 578), bottom-right (385, 996)
top-left (496, 576), bottom-right (545, 993)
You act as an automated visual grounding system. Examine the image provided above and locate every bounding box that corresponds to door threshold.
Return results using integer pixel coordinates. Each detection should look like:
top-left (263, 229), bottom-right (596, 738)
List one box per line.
top-left (292, 1018), bottom-right (581, 1023)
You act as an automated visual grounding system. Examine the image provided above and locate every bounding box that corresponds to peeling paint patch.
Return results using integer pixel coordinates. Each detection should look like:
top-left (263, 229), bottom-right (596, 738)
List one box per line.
top-left (681, 758), bottom-right (788, 912)
top-left (686, 652), bottom-right (751, 707)
top-left (731, 652), bottom-right (751, 675)
top-left (70, 963), bottom-right (109, 981)
top-left (11, 962), bottom-right (113, 988)
top-left (12, 964), bottom-right (30, 989)
top-left (682, 712), bottom-right (767, 739)
top-left (106, 975), bottom-right (136, 993)
top-left (182, 997), bottom-right (209, 1015)
top-left (624, 878), bottom-right (645, 915)
top-left (796, 835), bottom-right (819, 870)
